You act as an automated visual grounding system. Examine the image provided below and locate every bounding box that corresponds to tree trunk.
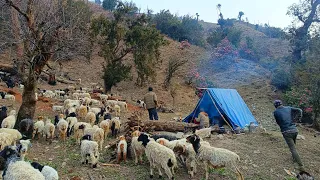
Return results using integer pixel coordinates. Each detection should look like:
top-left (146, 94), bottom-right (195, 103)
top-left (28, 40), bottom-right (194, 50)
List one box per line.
top-left (10, 0), bottom-right (24, 59)
top-left (313, 112), bottom-right (320, 131)
top-left (126, 117), bottom-right (199, 132)
top-left (14, 72), bottom-right (37, 129)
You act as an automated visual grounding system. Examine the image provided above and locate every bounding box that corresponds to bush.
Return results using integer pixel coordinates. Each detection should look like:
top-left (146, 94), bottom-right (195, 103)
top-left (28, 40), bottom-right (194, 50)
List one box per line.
top-left (271, 68), bottom-right (292, 91)
top-left (207, 27), bottom-right (242, 48)
top-left (284, 88), bottom-right (313, 123)
top-left (151, 10), bottom-right (205, 46)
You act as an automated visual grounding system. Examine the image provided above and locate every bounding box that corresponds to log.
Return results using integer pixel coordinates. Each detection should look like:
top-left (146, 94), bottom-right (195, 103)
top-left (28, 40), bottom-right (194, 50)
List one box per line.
top-left (0, 63), bottom-right (17, 75)
top-left (42, 71), bottom-right (76, 84)
top-left (127, 117), bottom-right (199, 133)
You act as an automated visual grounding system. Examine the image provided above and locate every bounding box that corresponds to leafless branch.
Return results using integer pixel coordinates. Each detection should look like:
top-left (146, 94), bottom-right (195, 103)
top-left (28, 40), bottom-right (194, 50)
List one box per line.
top-left (4, 0), bottom-right (29, 21)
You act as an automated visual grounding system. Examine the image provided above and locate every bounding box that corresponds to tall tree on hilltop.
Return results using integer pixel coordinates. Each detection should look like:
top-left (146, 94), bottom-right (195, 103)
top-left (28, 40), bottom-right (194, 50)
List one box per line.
top-left (287, 0), bottom-right (320, 63)
top-left (238, 11), bottom-right (244, 21)
top-left (91, 2), bottom-right (166, 92)
top-left (1, 0), bottom-right (92, 135)
top-left (102, 0), bottom-right (117, 11)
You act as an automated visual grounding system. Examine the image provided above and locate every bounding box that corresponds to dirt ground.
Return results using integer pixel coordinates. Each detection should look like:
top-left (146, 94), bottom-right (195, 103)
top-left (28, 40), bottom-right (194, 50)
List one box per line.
top-left (1, 83), bottom-right (320, 180)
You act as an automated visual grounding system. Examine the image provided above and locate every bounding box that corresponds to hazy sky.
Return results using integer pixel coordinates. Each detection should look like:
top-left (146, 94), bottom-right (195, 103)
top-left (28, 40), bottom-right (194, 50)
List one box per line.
top-left (95, 0), bottom-right (300, 28)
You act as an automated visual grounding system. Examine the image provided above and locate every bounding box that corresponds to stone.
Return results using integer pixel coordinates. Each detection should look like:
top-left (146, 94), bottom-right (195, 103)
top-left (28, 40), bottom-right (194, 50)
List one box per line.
top-left (297, 135), bottom-right (305, 140)
top-left (253, 150), bottom-right (260, 154)
top-left (62, 162), bottom-right (67, 168)
top-left (217, 134), bottom-right (224, 139)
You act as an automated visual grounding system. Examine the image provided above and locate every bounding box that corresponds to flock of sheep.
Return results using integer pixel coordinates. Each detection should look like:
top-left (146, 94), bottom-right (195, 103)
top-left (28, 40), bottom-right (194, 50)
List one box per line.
top-left (0, 83), bottom-right (249, 180)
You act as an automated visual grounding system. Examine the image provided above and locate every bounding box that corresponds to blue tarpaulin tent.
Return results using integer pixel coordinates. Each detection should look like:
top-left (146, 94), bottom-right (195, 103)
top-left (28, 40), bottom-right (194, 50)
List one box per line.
top-left (183, 88), bottom-right (258, 129)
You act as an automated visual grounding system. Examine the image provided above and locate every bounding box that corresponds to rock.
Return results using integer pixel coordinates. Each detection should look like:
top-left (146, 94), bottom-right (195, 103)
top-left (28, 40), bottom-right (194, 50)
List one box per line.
top-left (217, 134), bottom-right (224, 139)
top-left (33, 158), bottom-right (38, 161)
top-left (62, 162), bottom-right (66, 168)
top-left (54, 145), bottom-right (60, 149)
top-left (48, 158), bottom-right (53, 161)
top-left (253, 150), bottom-right (260, 154)
top-left (252, 164), bottom-right (259, 168)
top-left (297, 135), bottom-right (305, 140)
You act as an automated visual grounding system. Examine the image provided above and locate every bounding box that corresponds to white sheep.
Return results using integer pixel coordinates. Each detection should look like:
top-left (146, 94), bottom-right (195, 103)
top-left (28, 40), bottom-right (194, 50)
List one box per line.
top-left (156, 138), bottom-right (187, 150)
top-left (79, 93), bottom-right (91, 99)
top-left (186, 134), bottom-right (244, 180)
top-left (90, 99), bottom-right (101, 106)
top-left (195, 127), bottom-right (212, 139)
top-left (57, 119), bottom-right (68, 141)
top-left (89, 107), bottom-right (103, 115)
top-left (0, 128), bottom-right (22, 146)
top-left (4, 94), bottom-right (15, 101)
top-left (1, 111), bottom-right (17, 129)
top-left (72, 92), bottom-right (80, 100)
top-left (173, 143), bottom-right (197, 178)
top-left (106, 100), bottom-right (117, 107)
top-left (3, 160), bottom-right (45, 180)
top-left (64, 99), bottom-right (80, 108)
top-left (137, 100), bottom-right (146, 109)
top-left (33, 121), bottom-right (45, 139)
top-left (52, 106), bottom-right (64, 113)
top-left (55, 90), bottom-right (65, 99)
top-left (44, 118), bottom-right (55, 142)
top-left (77, 105), bottom-right (88, 121)
top-left (17, 139), bottom-right (32, 161)
top-left (110, 117), bottom-right (121, 137)
top-left (0, 132), bottom-right (14, 150)
top-left (66, 117), bottom-right (78, 136)
top-left (81, 97), bottom-right (91, 106)
top-left (83, 125), bottom-right (99, 138)
top-left (117, 136), bottom-right (127, 163)
top-left (99, 120), bottom-right (110, 139)
top-left (67, 107), bottom-right (77, 115)
top-left (31, 162), bottom-right (59, 180)
top-left (80, 140), bottom-right (99, 168)
top-left (98, 94), bottom-right (108, 101)
top-left (131, 131), bottom-right (144, 164)
top-left (138, 133), bottom-right (177, 179)
top-left (114, 105), bottom-right (121, 117)
top-left (85, 112), bottom-right (96, 126)
top-left (43, 90), bottom-right (55, 98)
top-left (74, 122), bottom-right (92, 145)
top-left (93, 127), bottom-right (104, 151)
top-left (116, 100), bottom-right (128, 112)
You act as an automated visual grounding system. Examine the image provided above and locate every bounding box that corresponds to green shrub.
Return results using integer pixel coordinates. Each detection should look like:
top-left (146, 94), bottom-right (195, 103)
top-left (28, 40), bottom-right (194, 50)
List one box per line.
top-left (271, 68), bottom-right (292, 91)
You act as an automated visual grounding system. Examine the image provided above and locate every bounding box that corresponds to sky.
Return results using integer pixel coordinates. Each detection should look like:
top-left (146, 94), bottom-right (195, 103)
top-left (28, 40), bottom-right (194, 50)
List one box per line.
top-left (93, 0), bottom-right (300, 28)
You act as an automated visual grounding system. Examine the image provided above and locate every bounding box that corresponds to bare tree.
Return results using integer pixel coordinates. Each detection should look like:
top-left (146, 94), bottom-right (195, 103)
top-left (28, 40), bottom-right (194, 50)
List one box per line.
top-left (287, 0), bottom-right (320, 62)
top-left (1, 0), bottom-right (92, 135)
top-left (164, 57), bottom-right (187, 89)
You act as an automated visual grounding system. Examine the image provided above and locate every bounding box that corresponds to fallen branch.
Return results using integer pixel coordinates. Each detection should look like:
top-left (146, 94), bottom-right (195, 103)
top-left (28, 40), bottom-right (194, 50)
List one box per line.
top-left (100, 163), bottom-right (121, 167)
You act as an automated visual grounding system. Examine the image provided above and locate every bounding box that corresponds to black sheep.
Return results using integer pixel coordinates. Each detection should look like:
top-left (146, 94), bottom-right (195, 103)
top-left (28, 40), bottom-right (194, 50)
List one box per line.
top-left (104, 113), bottom-right (112, 120)
top-left (297, 171), bottom-right (314, 180)
top-left (150, 134), bottom-right (178, 141)
top-left (19, 119), bottom-right (34, 140)
top-left (54, 115), bottom-right (59, 126)
top-left (5, 78), bottom-right (14, 89)
top-left (0, 92), bottom-right (5, 99)
top-left (0, 106), bottom-right (8, 125)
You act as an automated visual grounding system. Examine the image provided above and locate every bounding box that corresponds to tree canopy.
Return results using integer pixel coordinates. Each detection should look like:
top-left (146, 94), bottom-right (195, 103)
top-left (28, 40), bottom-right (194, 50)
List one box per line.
top-left (91, 2), bottom-right (166, 91)
top-left (102, 0), bottom-right (118, 11)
